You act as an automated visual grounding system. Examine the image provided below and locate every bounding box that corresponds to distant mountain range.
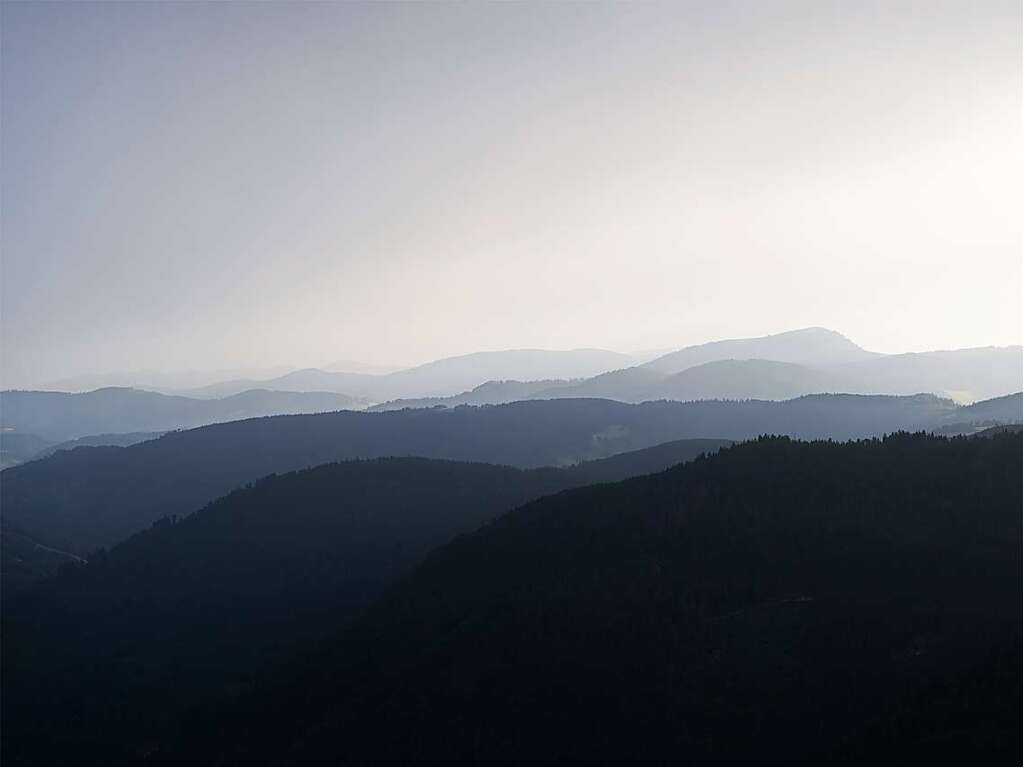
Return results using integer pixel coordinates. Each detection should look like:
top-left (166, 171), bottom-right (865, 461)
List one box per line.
top-left (177, 348), bottom-right (636, 400)
top-left (7, 329), bottom-right (1020, 447)
top-left (0, 388), bottom-right (368, 444)
top-left (643, 326), bottom-right (882, 373)
top-left (38, 365), bottom-right (298, 393)
top-left (374, 330), bottom-right (1023, 409)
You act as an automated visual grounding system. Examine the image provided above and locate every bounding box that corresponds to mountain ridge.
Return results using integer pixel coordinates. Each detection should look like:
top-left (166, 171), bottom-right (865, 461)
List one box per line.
top-left (0, 388), bottom-right (369, 442)
top-left (643, 327), bottom-right (880, 374)
top-left (177, 348), bottom-right (635, 400)
top-left (1, 392), bottom-right (989, 560)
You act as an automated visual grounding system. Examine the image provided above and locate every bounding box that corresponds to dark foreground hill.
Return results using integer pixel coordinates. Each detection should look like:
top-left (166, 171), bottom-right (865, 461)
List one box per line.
top-left (1, 445), bottom-right (728, 765)
top-left (157, 432), bottom-right (1023, 767)
top-left (1, 394), bottom-right (956, 557)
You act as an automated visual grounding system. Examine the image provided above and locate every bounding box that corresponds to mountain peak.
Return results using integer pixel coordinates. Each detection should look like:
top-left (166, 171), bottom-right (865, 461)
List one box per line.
top-left (644, 328), bottom-right (879, 374)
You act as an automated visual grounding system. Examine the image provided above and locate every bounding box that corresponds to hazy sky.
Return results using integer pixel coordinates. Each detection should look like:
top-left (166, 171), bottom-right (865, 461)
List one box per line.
top-left (2, 1), bottom-right (1021, 387)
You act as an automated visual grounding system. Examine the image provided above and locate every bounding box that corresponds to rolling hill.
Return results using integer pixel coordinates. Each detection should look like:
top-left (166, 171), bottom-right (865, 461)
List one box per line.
top-left (542, 359), bottom-right (832, 403)
top-left (537, 346), bottom-right (1023, 405)
top-left (180, 349), bottom-right (635, 400)
top-left (530, 366), bottom-right (667, 401)
top-left (368, 379), bottom-right (574, 411)
top-left (0, 437), bottom-right (730, 592)
top-left (0, 431), bottom-right (53, 469)
top-left (833, 347), bottom-right (1023, 402)
top-left (649, 358), bottom-right (831, 401)
top-left (29, 431), bottom-right (164, 461)
top-left (379, 348), bottom-right (635, 397)
top-left (642, 327), bottom-right (880, 374)
top-left (0, 394), bottom-right (965, 558)
top-left (0, 388), bottom-right (368, 442)
top-left (41, 331), bottom-right (1021, 409)
top-left (360, 331), bottom-right (1022, 409)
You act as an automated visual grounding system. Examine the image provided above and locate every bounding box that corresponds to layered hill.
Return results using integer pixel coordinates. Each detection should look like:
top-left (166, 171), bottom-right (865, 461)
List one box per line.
top-left (1, 431), bottom-right (164, 471)
top-left (530, 366), bottom-right (666, 401)
top-left (642, 327), bottom-right (880, 374)
top-left (380, 348), bottom-right (634, 397)
top-left (833, 347), bottom-right (1023, 402)
top-left (368, 379), bottom-right (574, 411)
top-left (0, 431), bottom-right (53, 469)
top-left (390, 347), bottom-right (1023, 408)
top-left (40, 330), bottom-right (1021, 409)
top-left (0, 388), bottom-right (368, 442)
top-left (29, 432), bottom-right (163, 460)
top-left (648, 358), bottom-right (831, 401)
top-left (0, 394), bottom-right (962, 558)
top-left (182, 348), bottom-right (634, 400)
top-left (0, 436), bottom-right (728, 592)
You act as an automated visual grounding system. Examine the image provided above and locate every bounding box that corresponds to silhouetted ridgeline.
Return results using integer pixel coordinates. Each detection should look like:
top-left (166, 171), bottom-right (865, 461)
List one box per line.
top-left (158, 432), bottom-right (1023, 766)
top-left (1, 394), bottom-right (969, 558)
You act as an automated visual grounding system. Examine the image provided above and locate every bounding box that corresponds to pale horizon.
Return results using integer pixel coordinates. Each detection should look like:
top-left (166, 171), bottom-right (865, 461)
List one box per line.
top-left (3, 1), bottom-right (1022, 388)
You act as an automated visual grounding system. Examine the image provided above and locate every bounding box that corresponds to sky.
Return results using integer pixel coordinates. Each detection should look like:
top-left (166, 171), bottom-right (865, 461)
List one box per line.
top-left (2, 1), bottom-right (1021, 388)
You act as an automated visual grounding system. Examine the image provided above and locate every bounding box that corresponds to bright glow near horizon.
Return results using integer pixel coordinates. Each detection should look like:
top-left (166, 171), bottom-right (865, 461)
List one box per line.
top-left (2, 1), bottom-right (1021, 387)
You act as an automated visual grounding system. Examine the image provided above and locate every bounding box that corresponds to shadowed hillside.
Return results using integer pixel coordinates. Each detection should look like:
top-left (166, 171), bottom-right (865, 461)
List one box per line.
top-left (1, 443), bottom-right (730, 763)
top-left (1, 394), bottom-right (959, 558)
top-left (154, 432), bottom-right (1023, 767)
